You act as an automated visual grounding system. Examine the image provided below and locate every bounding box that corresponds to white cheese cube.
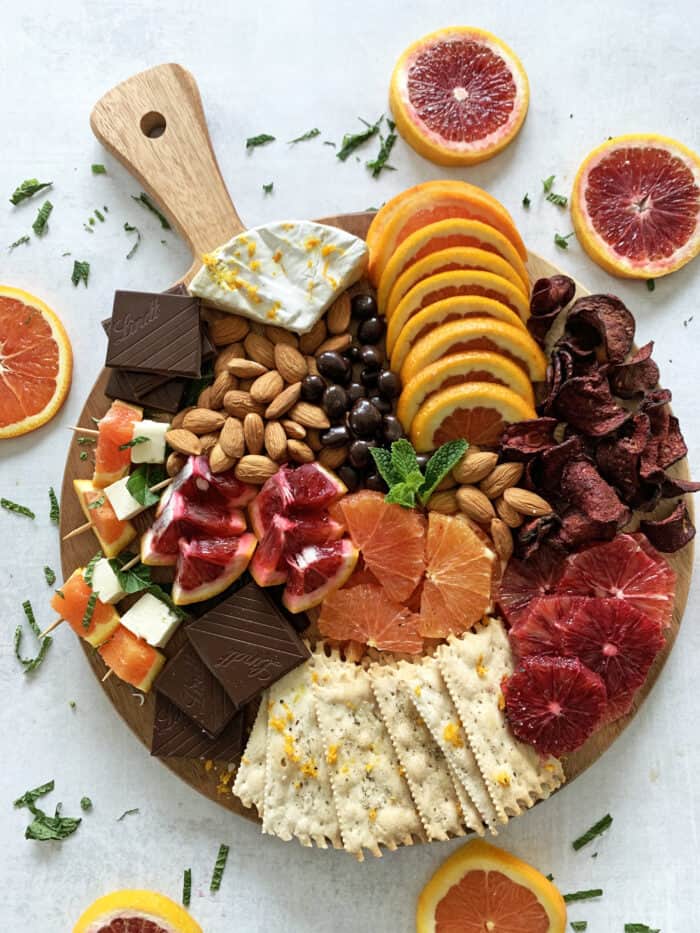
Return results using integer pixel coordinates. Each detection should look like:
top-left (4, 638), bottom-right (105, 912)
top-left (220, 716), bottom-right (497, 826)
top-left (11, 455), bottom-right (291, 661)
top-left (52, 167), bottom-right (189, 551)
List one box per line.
top-left (90, 558), bottom-right (126, 605)
top-left (104, 476), bottom-right (143, 521)
top-left (120, 592), bottom-right (181, 648)
top-left (131, 420), bottom-right (169, 464)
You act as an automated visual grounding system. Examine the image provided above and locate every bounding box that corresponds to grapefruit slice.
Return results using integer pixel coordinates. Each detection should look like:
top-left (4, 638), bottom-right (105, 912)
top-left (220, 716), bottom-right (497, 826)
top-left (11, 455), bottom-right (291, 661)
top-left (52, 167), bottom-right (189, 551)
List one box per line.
top-left (410, 381), bottom-right (536, 451)
top-left (318, 581), bottom-right (423, 654)
top-left (93, 399), bottom-right (143, 488)
top-left (390, 27), bottom-right (529, 168)
top-left (571, 133), bottom-right (700, 278)
top-left (416, 839), bottom-right (567, 933)
top-left (50, 568), bottom-right (121, 647)
top-left (366, 180), bottom-right (527, 286)
top-left (73, 889), bottom-right (202, 933)
top-left (98, 625), bottom-right (165, 692)
top-left (74, 478), bottom-right (137, 558)
top-left (397, 351), bottom-right (534, 432)
top-left (172, 532), bottom-right (257, 605)
top-left (401, 318), bottom-right (546, 385)
top-left (282, 538), bottom-right (358, 613)
top-left (339, 490), bottom-right (426, 603)
top-left (378, 217), bottom-right (530, 310)
top-left (0, 285), bottom-right (73, 439)
top-left (496, 547), bottom-right (566, 626)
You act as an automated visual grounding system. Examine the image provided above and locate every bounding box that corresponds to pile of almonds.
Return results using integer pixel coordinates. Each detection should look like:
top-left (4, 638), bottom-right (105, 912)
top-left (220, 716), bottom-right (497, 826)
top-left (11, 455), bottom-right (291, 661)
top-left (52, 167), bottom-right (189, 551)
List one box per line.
top-left (427, 448), bottom-right (554, 562)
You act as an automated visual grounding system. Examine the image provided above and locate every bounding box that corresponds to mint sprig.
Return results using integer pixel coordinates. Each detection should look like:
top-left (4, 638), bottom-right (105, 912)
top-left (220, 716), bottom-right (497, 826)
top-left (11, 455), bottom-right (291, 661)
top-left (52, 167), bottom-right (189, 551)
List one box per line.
top-left (370, 438), bottom-right (468, 509)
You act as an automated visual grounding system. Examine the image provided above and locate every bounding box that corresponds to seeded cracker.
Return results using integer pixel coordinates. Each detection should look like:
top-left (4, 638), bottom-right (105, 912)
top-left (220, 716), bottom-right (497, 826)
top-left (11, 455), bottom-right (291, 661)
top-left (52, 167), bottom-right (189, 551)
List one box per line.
top-left (399, 657), bottom-right (497, 834)
top-left (263, 663), bottom-right (342, 848)
top-left (232, 695), bottom-right (268, 816)
top-left (312, 651), bottom-right (422, 859)
top-left (437, 621), bottom-right (565, 820)
top-left (370, 663), bottom-right (466, 841)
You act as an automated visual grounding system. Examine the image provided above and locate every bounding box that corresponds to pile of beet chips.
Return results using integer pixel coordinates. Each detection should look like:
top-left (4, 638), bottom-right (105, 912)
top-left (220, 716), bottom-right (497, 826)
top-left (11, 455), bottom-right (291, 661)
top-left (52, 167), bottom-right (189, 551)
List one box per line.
top-left (500, 275), bottom-right (698, 556)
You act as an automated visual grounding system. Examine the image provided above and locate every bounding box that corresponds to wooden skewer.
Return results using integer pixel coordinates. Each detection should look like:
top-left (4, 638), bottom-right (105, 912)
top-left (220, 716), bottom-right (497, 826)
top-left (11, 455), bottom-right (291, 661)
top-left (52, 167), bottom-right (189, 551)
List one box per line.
top-left (120, 554), bottom-right (140, 572)
top-left (39, 618), bottom-right (64, 639)
top-left (69, 426), bottom-right (99, 437)
top-left (102, 669), bottom-right (114, 682)
top-left (62, 477), bottom-right (173, 541)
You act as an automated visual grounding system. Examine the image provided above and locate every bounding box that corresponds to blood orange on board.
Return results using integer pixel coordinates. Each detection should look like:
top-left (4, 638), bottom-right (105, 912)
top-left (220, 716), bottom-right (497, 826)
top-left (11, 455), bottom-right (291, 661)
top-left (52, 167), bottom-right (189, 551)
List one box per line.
top-left (72, 889), bottom-right (202, 933)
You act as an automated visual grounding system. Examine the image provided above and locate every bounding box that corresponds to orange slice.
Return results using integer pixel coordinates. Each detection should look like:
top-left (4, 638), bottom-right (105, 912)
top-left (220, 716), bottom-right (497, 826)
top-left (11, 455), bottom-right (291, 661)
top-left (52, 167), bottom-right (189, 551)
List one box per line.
top-left (410, 381), bottom-right (537, 451)
top-left (98, 625), bottom-right (165, 692)
top-left (419, 513), bottom-right (494, 638)
top-left (390, 27), bottom-right (529, 167)
top-left (571, 133), bottom-right (700, 278)
top-left (74, 478), bottom-right (137, 558)
top-left (389, 295), bottom-right (526, 373)
top-left (377, 217), bottom-right (530, 310)
top-left (94, 399), bottom-right (143, 488)
top-left (366, 180), bottom-right (527, 286)
top-left (318, 580), bottom-right (423, 654)
top-left (416, 839), bottom-right (567, 933)
top-left (0, 285), bottom-right (72, 439)
top-left (50, 568), bottom-right (121, 648)
top-left (401, 318), bottom-right (546, 385)
top-left (73, 889), bottom-right (203, 933)
top-left (397, 351), bottom-right (535, 431)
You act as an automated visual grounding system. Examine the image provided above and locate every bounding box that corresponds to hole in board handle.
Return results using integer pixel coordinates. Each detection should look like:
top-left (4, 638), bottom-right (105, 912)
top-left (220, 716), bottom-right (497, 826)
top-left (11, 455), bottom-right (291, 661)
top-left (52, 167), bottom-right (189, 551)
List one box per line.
top-left (140, 111), bottom-right (167, 138)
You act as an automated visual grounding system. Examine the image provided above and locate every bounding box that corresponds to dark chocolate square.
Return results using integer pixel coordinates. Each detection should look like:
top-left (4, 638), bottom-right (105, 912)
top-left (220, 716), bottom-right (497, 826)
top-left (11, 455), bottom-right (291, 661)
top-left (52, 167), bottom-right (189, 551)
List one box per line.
top-left (154, 642), bottom-right (237, 738)
top-left (150, 693), bottom-right (245, 761)
top-left (104, 368), bottom-right (185, 413)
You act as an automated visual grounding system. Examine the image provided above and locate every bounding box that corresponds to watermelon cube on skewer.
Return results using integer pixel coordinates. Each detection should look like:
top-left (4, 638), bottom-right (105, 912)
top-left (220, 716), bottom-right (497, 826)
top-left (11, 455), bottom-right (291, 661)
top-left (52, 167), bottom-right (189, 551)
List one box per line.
top-left (74, 478), bottom-right (137, 558)
top-left (98, 625), bottom-right (165, 693)
top-left (93, 399), bottom-right (143, 488)
top-left (50, 568), bottom-right (121, 647)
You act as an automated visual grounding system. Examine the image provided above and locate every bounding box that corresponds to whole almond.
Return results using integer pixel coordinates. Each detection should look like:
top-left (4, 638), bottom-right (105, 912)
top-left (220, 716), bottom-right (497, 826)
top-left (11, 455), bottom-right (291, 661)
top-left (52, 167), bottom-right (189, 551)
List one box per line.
top-left (327, 293), bottom-right (351, 335)
top-left (495, 495), bottom-right (524, 528)
top-left (223, 390), bottom-right (265, 418)
top-left (287, 439), bottom-right (315, 463)
top-left (250, 369), bottom-right (284, 404)
top-left (209, 443), bottom-right (236, 474)
top-left (265, 324), bottom-right (298, 347)
top-left (209, 315), bottom-right (250, 346)
top-left (197, 385), bottom-right (213, 409)
top-left (305, 427), bottom-right (323, 452)
top-left (244, 332), bottom-right (276, 368)
top-left (199, 431), bottom-right (220, 454)
top-left (182, 408), bottom-right (226, 435)
top-left (264, 421), bottom-right (288, 461)
top-left (288, 401), bottom-right (330, 429)
top-left (453, 450), bottom-right (499, 485)
top-left (490, 517), bottom-right (513, 561)
top-left (274, 343), bottom-right (308, 383)
top-left (214, 342), bottom-right (245, 375)
top-left (503, 487), bottom-right (553, 517)
top-left (318, 446), bottom-right (348, 469)
top-left (428, 490), bottom-right (459, 514)
top-left (299, 318), bottom-right (327, 354)
top-left (456, 486), bottom-right (496, 523)
top-left (165, 429), bottom-right (202, 457)
top-left (243, 412), bottom-right (265, 454)
top-left (281, 419), bottom-right (306, 440)
top-left (235, 454), bottom-right (278, 484)
top-left (227, 358), bottom-right (268, 379)
top-left (219, 417), bottom-right (245, 459)
top-left (170, 406), bottom-right (194, 430)
top-left (209, 372), bottom-right (236, 409)
top-left (166, 451), bottom-right (186, 477)
top-left (480, 462), bottom-right (525, 499)
top-left (265, 382), bottom-right (302, 419)
top-left (316, 333), bottom-right (352, 354)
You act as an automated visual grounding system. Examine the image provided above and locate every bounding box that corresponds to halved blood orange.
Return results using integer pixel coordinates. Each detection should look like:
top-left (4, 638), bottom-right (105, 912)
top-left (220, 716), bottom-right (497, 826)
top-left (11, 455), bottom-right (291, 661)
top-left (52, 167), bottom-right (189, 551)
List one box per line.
top-left (0, 285), bottom-right (72, 439)
top-left (318, 581), bottom-right (423, 654)
top-left (416, 839), bottom-right (567, 933)
top-left (50, 567), bottom-right (121, 647)
top-left (366, 180), bottom-right (527, 286)
top-left (377, 217), bottom-right (530, 310)
top-left (397, 351), bottom-right (535, 432)
top-left (73, 889), bottom-right (203, 933)
top-left (389, 295), bottom-right (526, 374)
top-left (74, 478), bottom-right (137, 558)
top-left (411, 381), bottom-right (537, 451)
top-left (419, 513), bottom-right (494, 637)
top-left (98, 625), bottom-right (165, 692)
top-left (571, 133), bottom-right (700, 278)
top-left (401, 318), bottom-right (546, 385)
top-left (93, 399), bottom-right (143, 487)
top-left (390, 27), bottom-right (529, 168)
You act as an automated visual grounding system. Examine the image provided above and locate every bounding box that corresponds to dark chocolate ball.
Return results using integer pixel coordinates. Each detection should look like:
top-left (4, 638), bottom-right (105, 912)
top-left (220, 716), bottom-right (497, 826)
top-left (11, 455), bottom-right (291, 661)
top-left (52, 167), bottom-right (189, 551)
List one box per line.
top-left (316, 350), bottom-right (350, 383)
top-left (349, 399), bottom-right (382, 438)
top-left (377, 369), bottom-right (400, 399)
top-left (347, 382), bottom-right (365, 403)
top-left (368, 395), bottom-right (392, 415)
top-left (349, 439), bottom-right (376, 470)
top-left (351, 293), bottom-right (377, 320)
top-left (357, 316), bottom-right (385, 345)
top-left (382, 415), bottom-right (403, 443)
top-left (320, 425), bottom-right (351, 447)
top-left (322, 385), bottom-right (350, 420)
top-left (300, 373), bottom-right (325, 402)
top-left (359, 345), bottom-right (383, 370)
top-left (337, 464), bottom-right (360, 492)
top-left (365, 472), bottom-right (387, 492)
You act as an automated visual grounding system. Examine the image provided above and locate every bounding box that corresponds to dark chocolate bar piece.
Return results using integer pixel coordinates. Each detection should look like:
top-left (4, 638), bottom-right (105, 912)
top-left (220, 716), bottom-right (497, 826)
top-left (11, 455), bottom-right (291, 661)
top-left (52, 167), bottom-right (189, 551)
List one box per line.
top-left (155, 642), bottom-right (237, 738)
top-left (151, 693), bottom-right (245, 761)
top-left (186, 581), bottom-right (310, 708)
top-left (104, 368), bottom-right (185, 413)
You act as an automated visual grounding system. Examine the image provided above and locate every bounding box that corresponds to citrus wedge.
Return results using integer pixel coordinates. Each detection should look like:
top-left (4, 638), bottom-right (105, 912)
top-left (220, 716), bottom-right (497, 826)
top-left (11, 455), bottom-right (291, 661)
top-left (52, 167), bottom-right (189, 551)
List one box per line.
top-left (401, 318), bottom-right (546, 385)
top-left (397, 351), bottom-right (535, 431)
top-left (73, 888), bottom-right (202, 933)
top-left (74, 478), bottom-right (137, 558)
top-left (410, 381), bottom-right (537, 450)
top-left (50, 568), bottom-right (121, 648)
top-left (377, 217), bottom-right (530, 310)
top-left (93, 399), bottom-right (143, 488)
top-left (571, 133), bottom-right (700, 278)
top-left (389, 295), bottom-right (526, 374)
top-left (0, 285), bottom-right (72, 439)
top-left (390, 27), bottom-right (529, 168)
top-left (416, 839), bottom-right (567, 933)
top-left (98, 625), bottom-right (165, 693)
top-left (366, 180), bottom-right (527, 286)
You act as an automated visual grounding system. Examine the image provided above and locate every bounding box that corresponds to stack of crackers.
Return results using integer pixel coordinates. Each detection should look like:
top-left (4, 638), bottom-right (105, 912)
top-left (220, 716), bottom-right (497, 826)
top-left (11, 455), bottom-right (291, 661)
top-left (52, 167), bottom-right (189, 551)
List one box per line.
top-left (233, 619), bottom-right (565, 859)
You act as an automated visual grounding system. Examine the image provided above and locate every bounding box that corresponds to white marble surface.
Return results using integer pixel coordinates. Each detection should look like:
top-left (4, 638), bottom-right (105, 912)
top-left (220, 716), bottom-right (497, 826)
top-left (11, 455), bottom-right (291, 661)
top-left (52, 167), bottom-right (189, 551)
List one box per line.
top-left (1, 1), bottom-right (699, 930)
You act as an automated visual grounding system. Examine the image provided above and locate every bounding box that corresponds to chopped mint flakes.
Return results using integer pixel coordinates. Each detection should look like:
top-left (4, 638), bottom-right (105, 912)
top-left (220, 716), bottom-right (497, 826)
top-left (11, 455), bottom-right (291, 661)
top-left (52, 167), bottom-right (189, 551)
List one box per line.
top-left (288, 128), bottom-right (320, 144)
top-left (49, 487), bottom-right (60, 524)
top-left (71, 260), bottom-right (90, 287)
top-left (91, 164), bottom-right (107, 174)
top-left (1, 498), bottom-right (35, 519)
top-left (210, 843), bottom-right (230, 891)
top-left (246, 134), bottom-right (276, 149)
top-left (572, 813), bottom-right (613, 850)
top-left (10, 178), bottom-right (52, 205)
top-left (43, 566), bottom-right (56, 586)
top-left (32, 200), bottom-right (53, 235)
top-left (131, 192), bottom-right (171, 229)
top-left (124, 222), bottom-right (141, 259)
top-left (15, 601), bottom-right (52, 674)
top-left (9, 235), bottom-right (30, 250)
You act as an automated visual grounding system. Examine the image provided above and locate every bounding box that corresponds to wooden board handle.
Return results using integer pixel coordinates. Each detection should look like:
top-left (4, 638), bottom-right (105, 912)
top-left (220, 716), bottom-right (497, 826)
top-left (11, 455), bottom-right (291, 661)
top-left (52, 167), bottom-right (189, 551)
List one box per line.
top-left (90, 63), bottom-right (246, 281)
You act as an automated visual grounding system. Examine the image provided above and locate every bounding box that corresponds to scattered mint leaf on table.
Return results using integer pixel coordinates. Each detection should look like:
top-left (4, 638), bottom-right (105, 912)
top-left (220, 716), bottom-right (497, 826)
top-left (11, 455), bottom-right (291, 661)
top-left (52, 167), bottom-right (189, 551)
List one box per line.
top-left (563, 889), bottom-right (603, 903)
top-left (10, 178), bottom-right (52, 205)
top-left (71, 260), bottom-right (90, 287)
top-left (69, 700), bottom-right (76, 710)
top-left (25, 802), bottom-right (81, 841)
top-left (14, 600), bottom-right (52, 673)
top-left (570, 923), bottom-right (587, 931)
top-left (542, 174), bottom-right (555, 193)
top-left (124, 222), bottom-right (141, 259)
top-left (546, 191), bottom-right (568, 207)
top-left (80, 797), bottom-right (92, 811)
top-left (624, 925), bottom-right (659, 932)
top-left (210, 843), bottom-right (230, 891)
top-left (572, 813), bottom-right (612, 850)
top-left (1, 498), bottom-right (35, 519)
top-left (554, 232), bottom-right (574, 249)
top-left (337, 116), bottom-right (382, 161)
top-left (367, 122), bottom-right (397, 178)
top-left (43, 566), bottom-right (56, 586)
top-left (288, 128), bottom-right (320, 143)
top-left (246, 134), bottom-right (276, 149)
top-left (522, 193), bottom-right (531, 208)
top-left (14, 780), bottom-right (55, 809)
top-left (116, 808), bottom-right (140, 821)
top-left (49, 486), bottom-right (60, 523)
top-left (94, 208), bottom-right (105, 223)
top-left (646, 280), bottom-right (656, 292)
top-left (262, 182), bottom-right (274, 194)
top-left (131, 192), bottom-right (171, 229)
top-left (91, 164), bottom-right (107, 174)
top-left (9, 235), bottom-right (30, 250)
top-left (183, 868), bottom-right (192, 906)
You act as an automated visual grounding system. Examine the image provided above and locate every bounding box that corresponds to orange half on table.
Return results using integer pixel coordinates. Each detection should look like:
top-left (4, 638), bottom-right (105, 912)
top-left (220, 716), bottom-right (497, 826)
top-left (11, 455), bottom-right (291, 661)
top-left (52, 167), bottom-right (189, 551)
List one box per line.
top-left (73, 888), bottom-right (202, 933)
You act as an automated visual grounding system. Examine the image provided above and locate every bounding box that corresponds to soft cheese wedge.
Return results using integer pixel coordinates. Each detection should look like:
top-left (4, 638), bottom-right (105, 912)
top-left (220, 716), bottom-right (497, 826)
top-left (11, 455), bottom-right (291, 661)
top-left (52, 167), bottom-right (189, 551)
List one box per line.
top-left (189, 221), bottom-right (368, 333)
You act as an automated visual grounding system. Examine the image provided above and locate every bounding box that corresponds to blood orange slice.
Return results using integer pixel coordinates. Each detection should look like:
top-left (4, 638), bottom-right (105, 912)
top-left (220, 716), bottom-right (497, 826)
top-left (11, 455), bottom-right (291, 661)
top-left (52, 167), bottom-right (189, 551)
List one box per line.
top-left (98, 625), bottom-right (165, 692)
top-left (508, 595), bottom-right (583, 661)
top-left (73, 889), bottom-right (203, 933)
top-left (93, 399), bottom-right (143, 488)
top-left (497, 547), bottom-right (566, 626)
top-left (172, 532), bottom-right (256, 605)
top-left (0, 285), bottom-right (73, 439)
top-left (282, 538), bottom-right (358, 613)
top-left (416, 839), bottom-right (567, 933)
top-left (319, 581), bottom-right (423, 654)
top-left (390, 27), bottom-right (529, 168)
top-left (50, 568), bottom-right (120, 647)
top-left (571, 133), bottom-right (700, 278)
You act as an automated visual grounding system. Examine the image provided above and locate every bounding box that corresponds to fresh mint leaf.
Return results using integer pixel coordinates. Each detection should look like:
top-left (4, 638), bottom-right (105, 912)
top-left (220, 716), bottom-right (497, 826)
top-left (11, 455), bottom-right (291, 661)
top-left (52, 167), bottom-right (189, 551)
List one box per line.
top-left (124, 222), bottom-right (141, 259)
top-left (147, 585), bottom-right (189, 621)
top-left (546, 191), bottom-right (568, 208)
top-left (570, 923), bottom-right (587, 931)
top-left (71, 260), bottom-right (90, 287)
top-left (522, 193), bottom-right (531, 208)
top-left (10, 178), bottom-right (52, 205)
top-left (94, 208), bottom-right (105, 223)
top-left (25, 802), bottom-right (81, 841)
top-left (84, 551), bottom-right (103, 588)
top-left (369, 446), bottom-right (400, 487)
top-left (43, 566), bottom-right (56, 586)
top-left (262, 182), bottom-right (274, 194)
top-left (1, 498), bottom-right (35, 519)
top-left (80, 796), bottom-right (92, 811)
top-left (542, 175), bottom-right (555, 193)
top-left (563, 889), bottom-right (603, 903)
top-left (108, 555), bottom-right (152, 594)
top-left (366, 124), bottom-right (397, 178)
top-left (91, 164), bottom-right (107, 174)
top-left (554, 232), bottom-right (574, 250)
top-left (9, 234), bottom-right (30, 250)
top-left (288, 128), bottom-right (320, 144)
top-left (131, 192), bottom-right (171, 229)
top-left (183, 868), bottom-right (192, 906)
top-left (624, 925), bottom-right (659, 932)
top-left (646, 280), bottom-right (655, 292)
top-left (210, 843), bottom-right (230, 891)
top-left (32, 200), bottom-right (53, 235)
top-left (385, 483), bottom-right (417, 508)
top-left (419, 439), bottom-right (468, 505)
top-left (390, 439), bottom-right (420, 481)
top-left (572, 813), bottom-right (612, 850)
top-left (337, 117), bottom-right (382, 161)
top-left (48, 487), bottom-right (60, 524)
top-left (126, 463), bottom-right (166, 508)
top-left (14, 780), bottom-right (55, 809)
top-left (119, 435), bottom-right (148, 450)
top-left (14, 600), bottom-right (52, 674)
top-left (246, 134), bottom-right (276, 149)
top-left (87, 495), bottom-right (105, 510)
top-left (116, 808), bottom-right (140, 821)
top-left (81, 591), bottom-right (98, 630)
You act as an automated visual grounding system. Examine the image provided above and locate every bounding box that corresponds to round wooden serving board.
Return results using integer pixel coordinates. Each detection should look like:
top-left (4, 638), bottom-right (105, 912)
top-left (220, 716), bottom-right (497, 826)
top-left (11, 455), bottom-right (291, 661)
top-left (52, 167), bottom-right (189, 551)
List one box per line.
top-left (61, 64), bottom-right (694, 829)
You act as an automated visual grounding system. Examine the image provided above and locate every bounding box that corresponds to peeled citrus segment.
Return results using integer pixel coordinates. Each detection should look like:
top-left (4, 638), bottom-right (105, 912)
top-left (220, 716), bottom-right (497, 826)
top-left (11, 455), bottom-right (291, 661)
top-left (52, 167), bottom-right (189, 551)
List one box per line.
top-left (416, 839), bottom-right (567, 933)
top-left (397, 350), bottom-right (534, 432)
top-left (98, 625), bottom-right (165, 692)
top-left (401, 317), bottom-right (546, 386)
top-left (411, 381), bottom-right (537, 450)
top-left (74, 478), bottom-right (137, 558)
top-left (389, 295), bottom-right (526, 374)
top-left (50, 568), bottom-right (121, 647)
top-left (93, 399), bottom-right (144, 488)
top-left (390, 27), bottom-right (529, 169)
top-left (72, 888), bottom-right (203, 933)
top-left (571, 133), bottom-right (700, 278)
top-left (366, 180), bottom-right (527, 286)
top-left (319, 580), bottom-right (423, 654)
top-left (0, 285), bottom-right (73, 439)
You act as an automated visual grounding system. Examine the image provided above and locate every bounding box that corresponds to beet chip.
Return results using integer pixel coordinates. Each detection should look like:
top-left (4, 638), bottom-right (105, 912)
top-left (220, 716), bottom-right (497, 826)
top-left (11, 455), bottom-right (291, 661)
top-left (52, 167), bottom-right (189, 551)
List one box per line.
top-left (640, 501), bottom-right (696, 552)
top-left (528, 275), bottom-right (576, 345)
top-left (515, 513), bottom-right (560, 560)
top-left (657, 415), bottom-right (688, 468)
top-left (609, 342), bottom-right (660, 398)
top-left (539, 437), bottom-right (587, 492)
top-left (500, 418), bottom-right (560, 460)
top-left (566, 295), bottom-right (635, 363)
top-left (554, 371), bottom-right (630, 436)
top-left (596, 413), bottom-right (650, 500)
top-left (661, 475), bottom-right (700, 497)
top-left (561, 459), bottom-right (632, 526)
top-left (553, 508), bottom-right (618, 550)
top-left (541, 347), bottom-right (576, 414)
